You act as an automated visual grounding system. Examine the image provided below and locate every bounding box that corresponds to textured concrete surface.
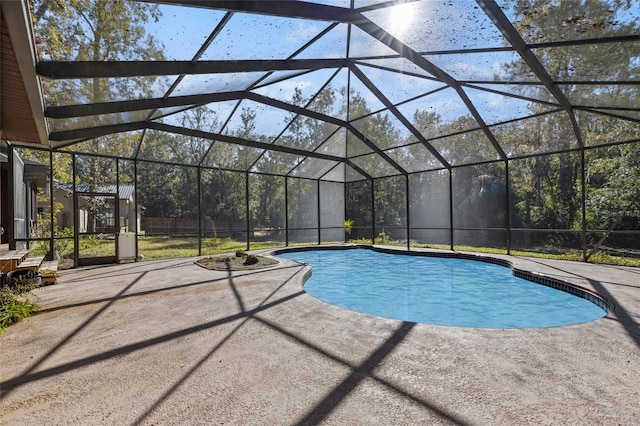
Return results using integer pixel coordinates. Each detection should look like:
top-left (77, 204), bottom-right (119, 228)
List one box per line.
top-left (1, 246), bottom-right (639, 425)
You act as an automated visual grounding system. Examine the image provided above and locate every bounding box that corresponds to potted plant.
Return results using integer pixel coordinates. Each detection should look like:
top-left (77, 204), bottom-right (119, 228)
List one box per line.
top-left (39, 269), bottom-right (58, 285)
top-left (7, 269), bottom-right (42, 288)
top-left (343, 218), bottom-right (354, 235)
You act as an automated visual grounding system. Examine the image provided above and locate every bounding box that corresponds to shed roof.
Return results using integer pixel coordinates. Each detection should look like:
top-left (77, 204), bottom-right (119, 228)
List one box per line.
top-left (56, 183), bottom-right (135, 201)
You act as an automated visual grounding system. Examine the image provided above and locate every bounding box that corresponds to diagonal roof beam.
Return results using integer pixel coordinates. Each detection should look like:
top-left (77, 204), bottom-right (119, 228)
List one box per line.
top-left (353, 18), bottom-right (507, 160)
top-left (144, 11), bottom-right (234, 123)
top-left (477, 0), bottom-right (584, 148)
top-left (350, 64), bottom-right (451, 169)
top-left (49, 89), bottom-right (365, 138)
top-left (49, 121), bottom-right (148, 141)
top-left (37, 58), bottom-right (351, 79)
top-left (149, 122), bottom-right (336, 162)
top-left (53, 89), bottom-right (352, 133)
top-left (354, 0), bottom-right (422, 13)
top-left (47, 119), bottom-right (372, 179)
top-left (45, 92), bottom-right (248, 118)
top-left (48, 89), bottom-right (401, 175)
top-left (43, 94), bottom-right (408, 175)
top-left (246, 93), bottom-right (407, 176)
top-left (138, 0), bottom-right (362, 22)
top-left (149, 123), bottom-right (373, 179)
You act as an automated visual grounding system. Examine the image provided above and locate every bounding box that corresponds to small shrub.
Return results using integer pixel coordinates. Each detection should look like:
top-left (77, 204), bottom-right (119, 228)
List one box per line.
top-left (0, 279), bottom-right (40, 333)
top-left (375, 231), bottom-right (391, 244)
top-left (0, 296), bottom-right (39, 333)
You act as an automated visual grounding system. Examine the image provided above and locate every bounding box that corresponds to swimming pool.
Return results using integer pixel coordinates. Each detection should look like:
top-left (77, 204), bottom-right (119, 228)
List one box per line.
top-left (276, 248), bottom-right (609, 329)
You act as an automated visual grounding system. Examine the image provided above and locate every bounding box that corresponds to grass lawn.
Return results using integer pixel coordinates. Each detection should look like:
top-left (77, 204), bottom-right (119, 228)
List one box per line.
top-left (137, 236), bottom-right (290, 260)
top-left (31, 234), bottom-right (640, 268)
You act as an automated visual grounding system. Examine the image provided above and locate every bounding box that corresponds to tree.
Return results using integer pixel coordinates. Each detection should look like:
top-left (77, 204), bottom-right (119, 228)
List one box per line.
top-left (586, 142), bottom-right (640, 246)
top-left (35, 0), bottom-right (166, 233)
top-left (35, 0), bottom-right (164, 101)
top-left (500, 0), bottom-right (640, 251)
top-left (35, 0), bottom-right (165, 163)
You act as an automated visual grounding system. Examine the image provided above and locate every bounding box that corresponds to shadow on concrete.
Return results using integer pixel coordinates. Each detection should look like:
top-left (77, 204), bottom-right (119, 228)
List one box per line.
top-left (0, 271), bottom-right (148, 399)
top-left (131, 264), bottom-right (300, 424)
top-left (3, 256), bottom-right (472, 425)
top-left (520, 258), bottom-right (639, 348)
top-left (35, 263), bottom-right (303, 315)
top-left (256, 317), bottom-right (471, 426)
top-left (0, 285), bottom-right (304, 395)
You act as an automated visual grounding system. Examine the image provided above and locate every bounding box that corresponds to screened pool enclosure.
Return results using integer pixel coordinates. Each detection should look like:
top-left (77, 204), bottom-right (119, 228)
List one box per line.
top-left (4, 0), bottom-right (640, 267)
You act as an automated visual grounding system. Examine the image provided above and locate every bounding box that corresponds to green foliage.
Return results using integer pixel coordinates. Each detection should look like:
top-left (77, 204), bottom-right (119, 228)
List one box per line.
top-left (249, 175), bottom-right (285, 232)
top-left (35, 0), bottom-right (165, 104)
top-left (500, 0), bottom-right (640, 238)
top-left (374, 231), bottom-right (392, 244)
top-left (79, 235), bottom-right (115, 257)
top-left (509, 153), bottom-right (582, 230)
top-left (0, 278), bottom-right (41, 334)
top-left (586, 143), bottom-right (640, 230)
top-left (585, 251), bottom-right (640, 267)
top-left (375, 176), bottom-right (406, 227)
top-left (54, 227), bottom-right (75, 259)
top-left (345, 180), bottom-right (372, 237)
top-left (136, 236), bottom-right (199, 259)
top-left (0, 297), bottom-right (39, 334)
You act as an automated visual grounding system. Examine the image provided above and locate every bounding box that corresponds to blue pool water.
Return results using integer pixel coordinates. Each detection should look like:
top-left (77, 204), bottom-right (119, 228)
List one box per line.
top-left (277, 249), bottom-right (607, 328)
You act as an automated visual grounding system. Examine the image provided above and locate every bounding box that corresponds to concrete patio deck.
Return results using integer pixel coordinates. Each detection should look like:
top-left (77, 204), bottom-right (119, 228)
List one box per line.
top-left (1, 247), bottom-right (639, 425)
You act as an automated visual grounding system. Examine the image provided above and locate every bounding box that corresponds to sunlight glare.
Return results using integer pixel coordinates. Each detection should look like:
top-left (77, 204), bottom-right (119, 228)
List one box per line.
top-left (387, 3), bottom-right (416, 38)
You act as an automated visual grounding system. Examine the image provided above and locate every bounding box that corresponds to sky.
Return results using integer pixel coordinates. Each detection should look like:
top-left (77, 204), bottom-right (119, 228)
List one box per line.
top-left (47, 0), bottom-right (636, 150)
top-left (140, 1), bottom-right (543, 136)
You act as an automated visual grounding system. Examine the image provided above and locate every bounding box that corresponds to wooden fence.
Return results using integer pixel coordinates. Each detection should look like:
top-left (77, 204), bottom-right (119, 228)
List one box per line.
top-left (143, 217), bottom-right (244, 237)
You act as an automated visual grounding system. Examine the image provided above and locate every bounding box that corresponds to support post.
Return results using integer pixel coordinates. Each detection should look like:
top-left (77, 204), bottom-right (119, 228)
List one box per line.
top-left (370, 178), bottom-right (375, 245)
top-left (115, 160), bottom-right (120, 262)
top-left (317, 179), bottom-right (321, 245)
top-left (134, 159), bottom-right (139, 262)
top-left (449, 168), bottom-right (454, 251)
top-left (284, 176), bottom-right (289, 246)
top-left (72, 154), bottom-right (78, 268)
top-left (7, 144), bottom-right (15, 250)
top-left (245, 171), bottom-right (250, 251)
top-left (405, 174), bottom-right (410, 251)
top-left (49, 149), bottom-right (55, 259)
top-left (505, 160), bottom-right (511, 255)
top-left (581, 148), bottom-right (587, 262)
top-left (197, 166), bottom-right (202, 256)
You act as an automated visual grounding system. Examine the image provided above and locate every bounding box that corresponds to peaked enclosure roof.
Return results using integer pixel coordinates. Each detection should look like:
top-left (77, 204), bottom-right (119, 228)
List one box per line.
top-left (35, 0), bottom-right (640, 182)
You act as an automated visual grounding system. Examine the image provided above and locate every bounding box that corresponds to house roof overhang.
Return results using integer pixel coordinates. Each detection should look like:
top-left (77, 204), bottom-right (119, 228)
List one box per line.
top-left (1, 0), bottom-right (48, 146)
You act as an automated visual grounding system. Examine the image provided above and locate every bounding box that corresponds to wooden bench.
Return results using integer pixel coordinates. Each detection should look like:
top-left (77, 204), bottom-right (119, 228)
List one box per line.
top-left (39, 260), bottom-right (59, 285)
top-left (15, 255), bottom-right (45, 271)
top-left (0, 250), bottom-right (30, 273)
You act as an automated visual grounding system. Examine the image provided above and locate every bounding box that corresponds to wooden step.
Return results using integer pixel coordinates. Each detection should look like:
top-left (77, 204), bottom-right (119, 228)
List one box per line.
top-left (15, 256), bottom-right (45, 271)
top-left (0, 250), bottom-right (29, 273)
